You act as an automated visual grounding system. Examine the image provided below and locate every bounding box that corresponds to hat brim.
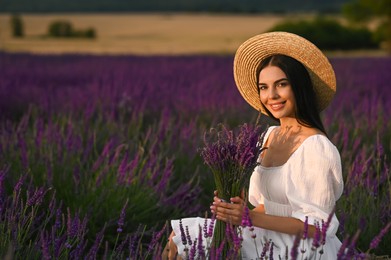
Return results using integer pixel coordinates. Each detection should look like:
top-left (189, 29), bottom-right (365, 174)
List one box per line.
top-left (233, 31), bottom-right (336, 114)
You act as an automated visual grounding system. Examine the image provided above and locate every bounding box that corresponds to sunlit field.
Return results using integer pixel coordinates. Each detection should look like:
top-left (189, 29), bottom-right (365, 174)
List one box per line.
top-left (0, 13), bottom-right (386, 56)
top-left (0, 51), bottom-right (390, 258)
top-left (0, 13), bottom-right (288, 54)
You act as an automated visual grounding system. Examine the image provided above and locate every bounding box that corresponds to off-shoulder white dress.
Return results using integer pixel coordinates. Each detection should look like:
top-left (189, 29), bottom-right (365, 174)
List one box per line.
top-left (171, 126), bottom-right (344, 259)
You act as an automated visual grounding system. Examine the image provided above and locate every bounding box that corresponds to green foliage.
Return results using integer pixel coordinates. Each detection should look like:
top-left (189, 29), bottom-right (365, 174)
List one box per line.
top-left (268, 16), bottom-right (379, 50)
top-left (343, 0), bottom-right (391, 50)
top-left (324, 72), bottom-right (391, 255)
top-left (84, 28), bottom-right (96, 38)
top-left (10, 14), bottom-right (24, 38)
top-left (343, 0), bottom-right (391, 22)
top-left (0, 0), bottom-right (351, 13)
top-left (373, 20), bottom-right (391, 43)
top-left (47, 20), bottom-right (96, 38)
top-left (0, 106), bottom-right (202, 254)
top-left (48, 20), bottom-right (74, 37)
top-left (0, 54), bottom-right (390, 257)
top-left (342, 0), bottom-right (375, 22)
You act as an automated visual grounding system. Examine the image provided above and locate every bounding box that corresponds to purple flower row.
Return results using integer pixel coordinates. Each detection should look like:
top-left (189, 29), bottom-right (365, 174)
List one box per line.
top-left (0, 52), bottom-right (390, 256)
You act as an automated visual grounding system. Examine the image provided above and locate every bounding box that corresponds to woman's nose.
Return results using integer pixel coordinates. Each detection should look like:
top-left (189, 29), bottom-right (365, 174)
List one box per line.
top-left (269, 87), bottom-right (279, 99)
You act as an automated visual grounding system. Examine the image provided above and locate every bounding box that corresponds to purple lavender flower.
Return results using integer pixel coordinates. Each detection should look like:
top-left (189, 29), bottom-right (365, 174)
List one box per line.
top-left (91, 139), bottom-right (113, 171)
top-left (0, 167), bottom-right (6, 197)
top-left (66, 207), bottom-right (73, 238)
top-left (17, 135), bottom-right (29, 169)
top-left (207, 214), bottom-right (216, 238)
top-left (53, 235), bottom-right (66, 258)
top-left (13, 174), bottom-right (25, 193)
top-left (117, 152), bottom-right (129, 184)
top-left (250, 230), bottom-right (256, 239)
top-left (179, 219), bottom-right (187, 246)
top-left (369, 222), bottom-right (391, 250)
top-left (117, 199), bottom-right (128, 233)
top-left (215, 239), bottom-right (226, 260)
top-left (189, 238), bottom-right (197, 260)
top-left (311, 221), bottom-right (321, 250)
top-left (26, 187), bottom-right (46, 207)
top-left (155, 159), bottom-right (173, 193)
top-left (269, 241), bottom-right (274, 260)
top-left (40, 232), bottom-right (51, 260)
top-left (86, 226), bottom-right (105, 259)
top-left (303, 216), bottom-right (309, 239)
top-left (184, 225), bottom-right (193, 246)
top-left (320, 208), bottom-right (335, 247)
top-left (241, 205), bottom-right (252, 228)
top-left (338, 230), bottom-right (361, 259)
top-left (199, 123), bottom-right (264, 254)
top-left (209, 244), bottom-right (216, 260)
top-left (197, 225), bottom-right (205, 258)
top-left (260, 239), bottom-right (270, 258)
top-left (226, 222), bottom-right (241, 252)
top-left (129, 226), bottom-right (143, 258)
top-left (147, 223), bottom-right (167, 255)
top-left (69, 214), bottom-right (81, 238)
top-left (203, 216), bottom-right (208, 238)
top-left (290, 234), bottom-right (300, 260)
top-left (110, 143), bottom-right (127, 165)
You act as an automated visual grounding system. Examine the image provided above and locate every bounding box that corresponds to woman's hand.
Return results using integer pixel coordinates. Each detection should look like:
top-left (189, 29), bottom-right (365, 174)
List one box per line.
top-left (210, 191), bottom-right (245, 226)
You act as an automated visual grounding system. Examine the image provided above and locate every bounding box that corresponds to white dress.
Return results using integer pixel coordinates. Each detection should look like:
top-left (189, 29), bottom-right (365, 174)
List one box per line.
top-left (171, 126), bottom-right (344, 259)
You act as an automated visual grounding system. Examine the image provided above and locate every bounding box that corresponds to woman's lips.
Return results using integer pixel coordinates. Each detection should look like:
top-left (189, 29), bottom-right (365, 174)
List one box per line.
top-left (269, 101), bottom-right (285, 111)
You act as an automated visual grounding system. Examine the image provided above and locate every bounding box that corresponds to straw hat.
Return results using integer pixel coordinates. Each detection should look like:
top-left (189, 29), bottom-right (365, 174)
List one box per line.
top-left (233, 31), bottom-right (336, 114)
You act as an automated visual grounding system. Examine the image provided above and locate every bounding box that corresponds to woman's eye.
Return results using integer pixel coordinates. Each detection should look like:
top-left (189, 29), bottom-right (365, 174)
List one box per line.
top-left (277, 82), bottom-right (289, 87)
top-left (258, 85), bottom-right (267, 91)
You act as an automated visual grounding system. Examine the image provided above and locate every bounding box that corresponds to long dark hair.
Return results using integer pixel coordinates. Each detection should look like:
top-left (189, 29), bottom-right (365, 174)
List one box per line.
top-left (257, 54), bottom-right (327, 135)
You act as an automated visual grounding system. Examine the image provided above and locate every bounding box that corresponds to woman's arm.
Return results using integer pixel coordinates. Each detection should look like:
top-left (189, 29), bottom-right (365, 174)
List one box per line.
top-left (249, 209), bottom-right (316, 237)
top-left (253, 204), bottom-right (265, 214)
top-left (211, 196), bottom-right (316, 238)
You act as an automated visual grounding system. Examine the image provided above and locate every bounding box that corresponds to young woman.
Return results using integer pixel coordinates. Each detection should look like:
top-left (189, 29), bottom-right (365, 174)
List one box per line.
top-left (164, 32), bottom-right (344, 259)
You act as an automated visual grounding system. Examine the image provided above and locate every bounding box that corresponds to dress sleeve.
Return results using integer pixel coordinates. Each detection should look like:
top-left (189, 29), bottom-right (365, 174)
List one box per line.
top-left (286, 136), bottom-right (344, 237)
top-left (248, 126), bottom-right (277, 207)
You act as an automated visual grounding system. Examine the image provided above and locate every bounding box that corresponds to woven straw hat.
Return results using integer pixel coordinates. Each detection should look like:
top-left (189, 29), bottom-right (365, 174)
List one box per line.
top-left (233, 31), bottom-right (336, 114)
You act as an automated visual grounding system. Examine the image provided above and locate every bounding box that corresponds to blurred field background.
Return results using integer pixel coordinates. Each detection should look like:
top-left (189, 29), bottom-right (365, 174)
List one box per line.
top-left (0, 13), bottom-right (387, 55)
top-left (0, 13), bottom-right (341, 54)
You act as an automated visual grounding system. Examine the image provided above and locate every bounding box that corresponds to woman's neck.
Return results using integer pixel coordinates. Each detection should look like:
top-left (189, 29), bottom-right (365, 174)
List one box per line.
top-left (278, 117), bottom-right (322, 137)
top-left (279, 117), bottom-right (302, 130)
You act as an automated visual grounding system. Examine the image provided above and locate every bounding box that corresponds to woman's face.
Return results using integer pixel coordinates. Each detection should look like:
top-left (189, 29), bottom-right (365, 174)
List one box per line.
top-left (258, 65), bottom-right (296, 119)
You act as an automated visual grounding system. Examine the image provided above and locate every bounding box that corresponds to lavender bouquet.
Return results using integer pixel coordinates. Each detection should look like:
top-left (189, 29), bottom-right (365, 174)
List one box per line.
top-left (200, 123), bottom-right (266, 256)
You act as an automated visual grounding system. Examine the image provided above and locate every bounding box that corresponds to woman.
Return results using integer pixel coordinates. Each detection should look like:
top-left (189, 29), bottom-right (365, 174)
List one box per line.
top-left (164, 32), bottom-right (344, 259)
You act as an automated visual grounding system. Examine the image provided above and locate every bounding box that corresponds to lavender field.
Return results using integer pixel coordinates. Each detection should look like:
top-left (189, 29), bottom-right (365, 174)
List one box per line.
top-left (0, 52), bottom-right (390, 258)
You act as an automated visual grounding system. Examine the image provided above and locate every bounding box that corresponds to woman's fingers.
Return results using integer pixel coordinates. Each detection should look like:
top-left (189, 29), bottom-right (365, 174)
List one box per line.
top-left (230, 196), bottom-right (245, 205)
top-left (215, 208), bottom-right (241, 225)
top-left (215, 204), bottom-right (242, 217)
top-left (210, 194), bottom-right (246, 225)
top-left (213, 196), bottom-right (221, 203)
top-left (212, 198), bottom-right (243, 213)
top-left (210, 197), bottom-right (245, 225)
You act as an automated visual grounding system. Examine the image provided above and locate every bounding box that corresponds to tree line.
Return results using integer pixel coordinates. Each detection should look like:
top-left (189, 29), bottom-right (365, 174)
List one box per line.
top-left (0, 0), bottom-right (349, 13)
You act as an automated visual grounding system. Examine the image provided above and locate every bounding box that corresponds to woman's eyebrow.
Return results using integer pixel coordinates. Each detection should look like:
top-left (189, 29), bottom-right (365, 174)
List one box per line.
top-left (258, 78), bottom-right (289, 86)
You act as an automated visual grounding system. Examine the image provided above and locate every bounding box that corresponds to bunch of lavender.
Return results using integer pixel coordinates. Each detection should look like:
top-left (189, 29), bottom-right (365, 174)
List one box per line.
top-left (199, 123), bottom-right (265, 256)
